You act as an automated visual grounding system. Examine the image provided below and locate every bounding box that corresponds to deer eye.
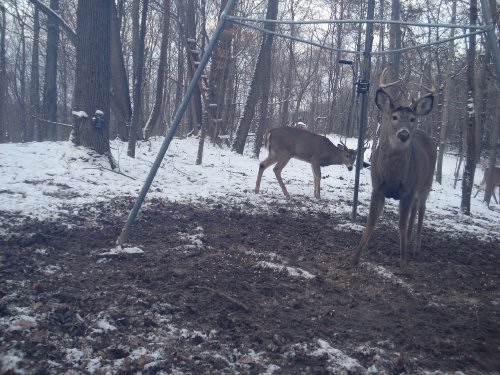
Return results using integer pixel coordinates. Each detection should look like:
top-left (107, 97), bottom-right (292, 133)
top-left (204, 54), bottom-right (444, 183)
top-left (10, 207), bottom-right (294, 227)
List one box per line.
top-left (410, 117), bottom-right (416, 122)
top-left (392, 115), bottom-right (398, 121)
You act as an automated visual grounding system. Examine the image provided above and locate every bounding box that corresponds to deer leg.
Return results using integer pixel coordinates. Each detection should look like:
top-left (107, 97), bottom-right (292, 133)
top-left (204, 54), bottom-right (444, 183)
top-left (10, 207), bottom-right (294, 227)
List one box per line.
top-left (351, 190), bottom-right (385, 266)
top-left (407, 198), bottom-right (418, 253)
top-left (255, 156), bottom-right (277, 194)
top-left (414, 200), bottom-right (427, 253)
top-left (398, 197), bottom-right (413, 268)
top-left (273, 157), bottom-right (292, 198)
top-left (311, 163), bottom-right (321, 199)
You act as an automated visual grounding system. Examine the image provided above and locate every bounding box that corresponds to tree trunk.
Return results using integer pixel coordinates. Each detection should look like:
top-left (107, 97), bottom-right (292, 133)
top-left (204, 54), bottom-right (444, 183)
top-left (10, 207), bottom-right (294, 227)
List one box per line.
top-left (41, 0), bottom-right (59, 141)
top-left (28, 7), bottom-right (40, 142)
top-left (185, 0), bottom-right (203, 136)
top-left (387, 0), bottom-right (401, 98)
top-left (18, 21), bottom-right (27, 142)
top-left (144, 0), bottom-right (171, 139)
top-left (253, 30), bottom-right (275, 157)
top-left (280, 2), bottom-right (295, 128)
top-left (127, 0), bottom-right (149, 158)
top-left (232, 0), bottom-right (279, 154)
top-left (0, 5), bottom-right (6, 143)
top-left (207, 0), bottom-right (237, 141)
top-left (435, 0), bottom-right (456, 184)
top-left (110, 0), bottom-right (131, 141)
top-left (71, 0), bottom-right (112, 164)
top-left (483, 0), bottom-right (499, 206)
top-left (461, 0), bottom-right (478, 215)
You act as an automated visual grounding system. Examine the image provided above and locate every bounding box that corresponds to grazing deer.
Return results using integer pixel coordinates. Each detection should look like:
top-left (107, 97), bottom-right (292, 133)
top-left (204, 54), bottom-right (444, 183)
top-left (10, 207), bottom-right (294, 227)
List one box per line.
top-left (352, 69), bottom-right (437, 268)
top-left (474, 166), bottom-right (500, 204)
top-left (255, 127), bottom-right (362, 199)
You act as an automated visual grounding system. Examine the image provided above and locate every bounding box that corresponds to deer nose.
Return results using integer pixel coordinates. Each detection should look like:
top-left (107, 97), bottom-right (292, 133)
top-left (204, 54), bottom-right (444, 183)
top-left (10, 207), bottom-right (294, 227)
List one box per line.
top-left (397, 129), bottom-right (410, 142)
top-left (347, 166), bottom-right (353, 171)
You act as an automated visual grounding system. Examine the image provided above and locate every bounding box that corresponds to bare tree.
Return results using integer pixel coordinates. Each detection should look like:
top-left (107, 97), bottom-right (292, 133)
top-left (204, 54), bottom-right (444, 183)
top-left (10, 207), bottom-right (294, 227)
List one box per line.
top-left (110, 0), bottom-right (131, 141)
top-left (483, 0), bottom-right (500, 206)
top-left (143, 0), bottom-right (171, 140)
top-left (461, 0), bottom-right (478, 215)
top-left (127, 0), bottom-right (149, 158)
top-left (27, 7), bottom-right (40, 142)
top-left (436, 0), bottom-right (456, 184)
top-left (41, 0), bottom-right (60, 141)
top-left (233, 0), bottom-right (279, 155)
top-left (71, 0), bottom-right (113, 166)
top-left (206, 0), bottom-right (237, 141)
top-left (0, 4), bottom-right (5, 143)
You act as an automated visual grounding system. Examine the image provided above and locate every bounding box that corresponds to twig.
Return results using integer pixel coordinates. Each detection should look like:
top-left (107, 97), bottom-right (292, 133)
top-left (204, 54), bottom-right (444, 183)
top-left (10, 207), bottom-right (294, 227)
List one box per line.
top-left (83, 166), bottom-right (136, 180)
top-left (195, 286), bottom-right (250, 312)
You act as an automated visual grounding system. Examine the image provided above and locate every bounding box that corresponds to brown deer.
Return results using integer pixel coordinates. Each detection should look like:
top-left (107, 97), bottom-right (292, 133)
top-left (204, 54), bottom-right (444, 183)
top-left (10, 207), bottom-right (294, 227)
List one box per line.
top-left (352, 69), bottom-right (437, 268)
top-left (255, 127), bottom-right (362, 199)
top-left (474, 166), bottom-right (500, 204)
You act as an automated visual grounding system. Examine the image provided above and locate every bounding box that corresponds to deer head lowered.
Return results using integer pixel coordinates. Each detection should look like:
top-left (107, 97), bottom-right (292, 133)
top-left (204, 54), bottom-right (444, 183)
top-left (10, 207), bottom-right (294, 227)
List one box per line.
top-left (352, 69), bottom-right (437, 268)
top-left (255, 126), bottom-right (365, 199)
top-left (474, 166), bottom-right (500, 204)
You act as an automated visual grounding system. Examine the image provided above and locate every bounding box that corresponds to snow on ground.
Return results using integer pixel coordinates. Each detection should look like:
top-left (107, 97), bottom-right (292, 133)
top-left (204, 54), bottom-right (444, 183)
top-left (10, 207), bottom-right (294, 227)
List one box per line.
top-left (0, 135), bottom-right (498, 241)
top-left (0, 134), bottom-right (499, 374)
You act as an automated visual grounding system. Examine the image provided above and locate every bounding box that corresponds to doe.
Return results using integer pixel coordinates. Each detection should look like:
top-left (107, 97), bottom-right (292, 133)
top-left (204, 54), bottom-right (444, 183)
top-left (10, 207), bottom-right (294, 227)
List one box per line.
top-left (255, 127), bottom-right (361, 199)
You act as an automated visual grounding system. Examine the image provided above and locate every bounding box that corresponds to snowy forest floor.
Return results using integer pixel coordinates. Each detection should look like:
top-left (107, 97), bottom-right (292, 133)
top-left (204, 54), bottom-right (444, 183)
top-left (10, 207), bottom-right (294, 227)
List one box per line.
top-left (1, 196), bottom-right (499, 374)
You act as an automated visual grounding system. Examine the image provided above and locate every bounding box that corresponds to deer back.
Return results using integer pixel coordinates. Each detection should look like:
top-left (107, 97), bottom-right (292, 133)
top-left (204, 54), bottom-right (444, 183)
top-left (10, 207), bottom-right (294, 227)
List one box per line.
top-left (267, 127), bottom-right (348, 166)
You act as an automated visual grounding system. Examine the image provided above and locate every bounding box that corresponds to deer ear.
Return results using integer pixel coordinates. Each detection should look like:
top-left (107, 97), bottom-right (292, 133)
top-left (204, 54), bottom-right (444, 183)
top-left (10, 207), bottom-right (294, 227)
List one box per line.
top-left (413, 95), bottom-right (434, 116)
top-left (375, 89), bottom-right (394, 114)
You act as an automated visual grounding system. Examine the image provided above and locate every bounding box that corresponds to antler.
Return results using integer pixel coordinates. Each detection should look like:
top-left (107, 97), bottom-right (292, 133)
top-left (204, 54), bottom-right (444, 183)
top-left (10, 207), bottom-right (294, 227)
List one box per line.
top-left (379, 68), bottom-right (400, 90)
top-left (339, 135), bottom-right (348, 150)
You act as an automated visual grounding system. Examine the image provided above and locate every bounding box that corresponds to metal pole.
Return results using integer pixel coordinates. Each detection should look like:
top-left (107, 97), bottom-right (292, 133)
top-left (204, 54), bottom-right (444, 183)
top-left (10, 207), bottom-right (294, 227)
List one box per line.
top-left (352, 0), bottom-right (375, 221)
top-left (480, 0), bottom-right (500, 87)
top-left (116, 0), bottom-right (237, 246)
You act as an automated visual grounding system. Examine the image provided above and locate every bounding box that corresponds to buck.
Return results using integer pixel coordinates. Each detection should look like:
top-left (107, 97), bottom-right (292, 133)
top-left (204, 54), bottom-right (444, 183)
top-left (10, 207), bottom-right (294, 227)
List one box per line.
top-left (255, 126), bottom-right (363, 199)
top-left (474, 166), bottom-right (500, 204)
top-left (352, 69), bottom-right (437, 268)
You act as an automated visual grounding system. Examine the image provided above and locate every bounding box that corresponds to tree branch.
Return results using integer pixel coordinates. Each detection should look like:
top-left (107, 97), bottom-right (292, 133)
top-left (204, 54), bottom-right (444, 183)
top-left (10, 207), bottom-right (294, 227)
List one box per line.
top-left (28, 0), bottom-right (76, 45)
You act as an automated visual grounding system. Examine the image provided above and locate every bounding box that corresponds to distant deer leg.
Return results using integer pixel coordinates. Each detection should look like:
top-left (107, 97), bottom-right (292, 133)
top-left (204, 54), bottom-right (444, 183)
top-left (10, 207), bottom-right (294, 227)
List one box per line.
top-left (255, 156), bottom-right (277, 194)
top-left (311, 163), bottom-right (321, 199)
top-left (273, 157), bottom-right (292, 198)
top-left (351, 191), bottom-right (385, 266)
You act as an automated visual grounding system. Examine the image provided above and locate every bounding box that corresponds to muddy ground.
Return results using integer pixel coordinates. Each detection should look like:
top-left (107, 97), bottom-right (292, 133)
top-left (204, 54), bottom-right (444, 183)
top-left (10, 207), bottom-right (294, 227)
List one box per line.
top-left (0, 197), bottom-right (499, 374)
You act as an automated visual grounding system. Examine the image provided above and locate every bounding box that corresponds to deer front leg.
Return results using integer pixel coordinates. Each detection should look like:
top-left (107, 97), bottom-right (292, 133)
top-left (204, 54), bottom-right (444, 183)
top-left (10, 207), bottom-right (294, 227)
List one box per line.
top-left (351, 190), bottom-right (385, 266)
top-left (273, 157), bottom-right (291, 198)
top-left (255, 156), bottom-right (276, 194)
top-left (407, 198), bottom-right (418, 252)
top-left (414, 199), bottom-right (428, 253)
top-left (398, 197), bottom-right (413, 268)
top-left (311, 163), bottom-right (321, 199)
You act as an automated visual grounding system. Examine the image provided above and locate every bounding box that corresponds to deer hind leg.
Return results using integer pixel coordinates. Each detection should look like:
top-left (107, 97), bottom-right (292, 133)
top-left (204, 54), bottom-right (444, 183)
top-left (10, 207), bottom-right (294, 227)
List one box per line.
top-left (311, 163), bottom-right (321, 199)
top-left (255, 155), bottom-right (277, 194)
top-left (351, 190), bottom-right (385, 266)
top-left (273, 157), bottom-right (292, 198)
